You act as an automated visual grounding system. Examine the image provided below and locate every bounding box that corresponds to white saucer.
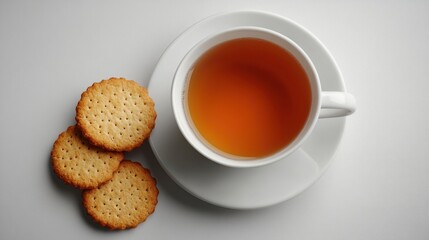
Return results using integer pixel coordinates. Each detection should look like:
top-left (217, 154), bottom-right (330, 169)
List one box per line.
top-left (148, 10), bottom-right (347, 209)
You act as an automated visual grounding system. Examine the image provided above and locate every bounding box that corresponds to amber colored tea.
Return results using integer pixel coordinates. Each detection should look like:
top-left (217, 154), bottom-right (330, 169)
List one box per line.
top-left (186, 38), bottom-right (312, 158)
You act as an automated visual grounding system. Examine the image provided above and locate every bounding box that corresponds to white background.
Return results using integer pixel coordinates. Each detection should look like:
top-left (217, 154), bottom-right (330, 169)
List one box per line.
top-left (1, 0), bottom-right (428, 239)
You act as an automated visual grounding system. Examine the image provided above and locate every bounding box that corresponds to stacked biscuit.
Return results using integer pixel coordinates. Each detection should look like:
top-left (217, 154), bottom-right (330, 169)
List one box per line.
top-left (51, 77), bottom-right (158, 230)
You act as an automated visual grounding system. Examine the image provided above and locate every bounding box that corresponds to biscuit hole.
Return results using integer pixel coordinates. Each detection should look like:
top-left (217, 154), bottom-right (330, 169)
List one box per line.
top-left (144, 102), bottom-right (147, 106)
top-left (116, 204), bottom-right (119, 207)
top-left (97, 169), bottom-right (100, 173)
top-left (104, 161), bottom-right (107, 165)
top-left (119, 197), bottom-right (121, 200)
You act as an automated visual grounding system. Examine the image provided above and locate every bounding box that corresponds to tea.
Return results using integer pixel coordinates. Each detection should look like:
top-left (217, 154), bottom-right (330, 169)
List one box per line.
top-left (185, 38), bottom-right (312, 158)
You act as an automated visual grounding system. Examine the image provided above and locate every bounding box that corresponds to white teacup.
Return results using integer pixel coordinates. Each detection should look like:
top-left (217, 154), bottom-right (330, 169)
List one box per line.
top-left (172, 26), bottom-right (356, 168)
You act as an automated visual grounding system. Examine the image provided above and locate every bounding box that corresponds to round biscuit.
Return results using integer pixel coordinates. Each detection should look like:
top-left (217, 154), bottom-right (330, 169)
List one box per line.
top-left (82, 160), bottom-right (158, 230)
top-left (51, 125), bottom-right (124, 189)
top-left (76, 77), bottom-right (156, 152)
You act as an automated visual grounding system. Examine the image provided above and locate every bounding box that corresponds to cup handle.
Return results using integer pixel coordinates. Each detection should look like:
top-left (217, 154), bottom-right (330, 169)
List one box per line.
top-left (319, 91), bottom-right (356, 118)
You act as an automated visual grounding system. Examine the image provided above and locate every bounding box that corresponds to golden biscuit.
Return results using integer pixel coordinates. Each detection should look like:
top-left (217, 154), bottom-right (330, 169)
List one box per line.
top-left (51, 125), bottom-right (124, 189)
top-left (82, 160), bottom-right (158, 230)
top-left (76, 77), bottom-right (156, 152)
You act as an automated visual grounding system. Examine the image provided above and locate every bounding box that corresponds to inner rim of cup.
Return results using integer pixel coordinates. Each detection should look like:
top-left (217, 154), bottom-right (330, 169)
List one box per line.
top-left (172, 27), bottom-right (321, 168)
